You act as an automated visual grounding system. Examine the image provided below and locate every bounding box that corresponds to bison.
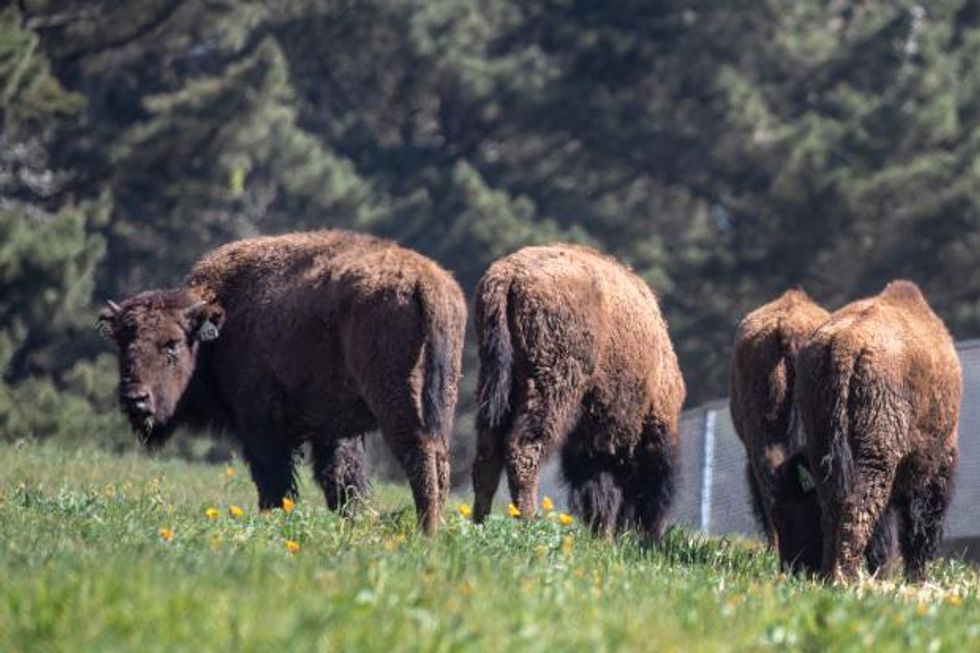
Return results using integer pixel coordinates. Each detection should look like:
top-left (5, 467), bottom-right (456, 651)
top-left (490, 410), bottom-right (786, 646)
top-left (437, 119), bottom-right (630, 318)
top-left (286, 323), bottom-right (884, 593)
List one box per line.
top-left (471, 244), bottom-right (685, 542)
top-left (98, 230), bottom-right (466, 534)
top-left (729, 289), bottom-right (830, 555)
top-left (791, 280), bottom-right (960, 582)
top-left (730, 289), bottom-right (898, 574)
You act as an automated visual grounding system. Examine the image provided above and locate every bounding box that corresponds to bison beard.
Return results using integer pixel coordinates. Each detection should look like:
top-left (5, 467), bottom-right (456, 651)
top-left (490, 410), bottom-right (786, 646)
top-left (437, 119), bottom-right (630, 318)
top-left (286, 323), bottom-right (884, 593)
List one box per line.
top-left (472, 244), bottom-right (685, 543)
top-left (796, 280), bottom-right (961, 582)
top-left (99, 230), bottom-right (466, 534)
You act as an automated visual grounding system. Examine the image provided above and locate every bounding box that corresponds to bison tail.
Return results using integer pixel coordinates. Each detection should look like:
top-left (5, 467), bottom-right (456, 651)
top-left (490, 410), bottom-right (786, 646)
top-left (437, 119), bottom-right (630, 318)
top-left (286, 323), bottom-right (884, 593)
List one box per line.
top-left (417, 284), bottom-right (463, 441)
top-left (475, 277), bottom-right (514, 433)
top-left (820, 350), bottom-right (857, 499)
top-left (782, 329), bottom-right (808, 453)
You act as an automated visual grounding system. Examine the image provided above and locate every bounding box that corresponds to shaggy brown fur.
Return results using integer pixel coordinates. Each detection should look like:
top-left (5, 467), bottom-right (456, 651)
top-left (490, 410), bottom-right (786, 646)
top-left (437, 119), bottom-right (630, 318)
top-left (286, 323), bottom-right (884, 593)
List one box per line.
top-left (730, 289), bottom-right (830, 557)
top-left (98, 230), bottom-right (467, 534)
top-left (794, 280), bottom-right (961, 582)
top-left (471, 244), bottom-right (685, 541)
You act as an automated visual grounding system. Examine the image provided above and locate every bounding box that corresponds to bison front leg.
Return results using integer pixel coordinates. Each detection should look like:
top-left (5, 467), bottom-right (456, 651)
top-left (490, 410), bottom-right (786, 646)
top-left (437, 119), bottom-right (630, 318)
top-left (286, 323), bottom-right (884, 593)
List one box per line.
top-left (864, 504), bottom-right (899, 577)
top-left (566, 468), bottom-right (623, 538)
top-left (472, 427), bottom-right (505, 523)
top-left (242, 439), bottom-right (298, 511)
top-left (312, 436), bottom-right (369, 516)
top-left (627, 434), bottom-right (679, 545)
top-left (561, 434), bottom-right (624, 537)
top-left (899, 448), bottom-right (957, 583)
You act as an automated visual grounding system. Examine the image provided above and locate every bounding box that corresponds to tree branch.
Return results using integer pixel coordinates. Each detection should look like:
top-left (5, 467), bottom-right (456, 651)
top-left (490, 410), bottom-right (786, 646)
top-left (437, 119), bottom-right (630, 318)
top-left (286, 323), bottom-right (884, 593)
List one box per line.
top-left (59, 0), bottom-right (186, 66)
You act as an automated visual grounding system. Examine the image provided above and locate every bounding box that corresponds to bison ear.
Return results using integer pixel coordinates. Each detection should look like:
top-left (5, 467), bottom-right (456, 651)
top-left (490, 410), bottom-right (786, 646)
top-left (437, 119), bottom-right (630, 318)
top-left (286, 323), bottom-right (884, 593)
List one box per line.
top-left (96, 315), bottom-right (115, 341)
top-left (96, 304), bottom-right (118, 341)
top-left (185, 302), bottom-right (225, 342)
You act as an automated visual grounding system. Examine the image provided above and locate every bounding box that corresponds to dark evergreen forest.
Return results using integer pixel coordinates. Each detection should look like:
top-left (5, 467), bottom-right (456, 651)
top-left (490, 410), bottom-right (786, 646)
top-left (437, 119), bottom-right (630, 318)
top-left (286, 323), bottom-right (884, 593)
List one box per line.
top-left (4, 1), bottom-right (980, 462)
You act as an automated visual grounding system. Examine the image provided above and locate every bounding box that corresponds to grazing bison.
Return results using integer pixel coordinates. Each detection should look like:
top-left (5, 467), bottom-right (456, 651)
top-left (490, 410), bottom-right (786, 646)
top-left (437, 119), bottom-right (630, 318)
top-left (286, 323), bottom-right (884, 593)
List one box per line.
top-left (792, 280), bottom-right (960, 582)
top-left (729, 289), bottom-right (831, 562)
top-left (471, 244), bottom-right (685, 542)
top-left (98, 230), bottom-right (466, 534)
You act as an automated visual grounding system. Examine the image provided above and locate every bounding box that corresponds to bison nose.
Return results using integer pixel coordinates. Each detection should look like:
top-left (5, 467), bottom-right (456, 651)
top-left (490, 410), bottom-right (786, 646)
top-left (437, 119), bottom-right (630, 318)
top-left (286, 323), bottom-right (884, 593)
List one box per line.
top-left (120, 386), bottom-right (152, 413)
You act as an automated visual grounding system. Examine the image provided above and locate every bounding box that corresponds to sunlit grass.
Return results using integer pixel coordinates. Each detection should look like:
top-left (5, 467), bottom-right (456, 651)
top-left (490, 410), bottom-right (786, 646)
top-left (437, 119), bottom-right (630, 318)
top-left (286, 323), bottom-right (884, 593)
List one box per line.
top-left (1, 442), bottom-right (977, 652)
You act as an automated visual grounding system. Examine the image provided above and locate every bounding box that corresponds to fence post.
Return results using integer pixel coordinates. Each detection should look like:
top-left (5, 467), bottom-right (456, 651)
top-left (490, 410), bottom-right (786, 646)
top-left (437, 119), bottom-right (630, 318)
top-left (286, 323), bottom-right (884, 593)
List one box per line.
top-left (699, 409), bottom-right (717, 535)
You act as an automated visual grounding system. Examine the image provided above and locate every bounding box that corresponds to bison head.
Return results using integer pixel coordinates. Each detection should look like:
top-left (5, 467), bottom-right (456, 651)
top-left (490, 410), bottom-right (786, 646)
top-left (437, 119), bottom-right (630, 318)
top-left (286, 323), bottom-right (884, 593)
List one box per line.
top-left (97, 289), bottom-right (224, 445)
top-left (771, 452), bottom-right (823, 574)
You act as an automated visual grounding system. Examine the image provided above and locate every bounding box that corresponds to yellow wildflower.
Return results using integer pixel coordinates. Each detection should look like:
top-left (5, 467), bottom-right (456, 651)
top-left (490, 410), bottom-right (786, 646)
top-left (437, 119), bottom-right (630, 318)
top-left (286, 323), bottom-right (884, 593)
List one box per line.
top-left (205, 507), bottom-right (220, 520)
top-left (508, 503), bottom-right (521, 518)
top-left (159, 526), bottom-right (174, 541)
top-left (458, 503), bottom-right (473, 518)
top-left (946, 594), bottom-right (963, 607)
top-left (384, 534), bottom-right (407, 551)
top-left (228, 505), bottom-right (245, 518)
top-left (282, 496), bottom-right (296, 513)
top-left (542, 496), bottom-right (555, 511)
top-left (224, 466), bottom-right (235, 479)
top-left (208, 535), bottom-right (222, 551)
top-left (561, 535), bottom-right (574, 556)
top-left (558, 512), bottom-right (574, 526)
top-left (285, 539), bottom-right (301, 553)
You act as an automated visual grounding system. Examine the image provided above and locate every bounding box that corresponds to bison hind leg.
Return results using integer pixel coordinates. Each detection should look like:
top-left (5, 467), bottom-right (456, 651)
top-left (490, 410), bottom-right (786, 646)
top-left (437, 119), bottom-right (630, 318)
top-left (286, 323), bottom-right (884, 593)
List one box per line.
top-left (382, 430), bottom-right (447, 535)
top-left (746, 461), bottom-right (775, 546)
top-left (504, 398), bottom-right (578, 520)
top-left (312, 436), bottom-right (370, 516)
top-left (820, 457), bottom-right (897, 582)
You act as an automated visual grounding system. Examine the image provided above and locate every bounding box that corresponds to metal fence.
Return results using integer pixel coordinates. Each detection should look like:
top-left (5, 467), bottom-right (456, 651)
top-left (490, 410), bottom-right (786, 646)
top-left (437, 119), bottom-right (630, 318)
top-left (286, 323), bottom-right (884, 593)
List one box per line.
top-left (533, 339), bottom-right (980, 558)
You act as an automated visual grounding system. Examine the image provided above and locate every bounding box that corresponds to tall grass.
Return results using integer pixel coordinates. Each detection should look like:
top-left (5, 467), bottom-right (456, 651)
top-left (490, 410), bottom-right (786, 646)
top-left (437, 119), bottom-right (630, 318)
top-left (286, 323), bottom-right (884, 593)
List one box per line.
top-left (1, 442), bottom-right (977, 652)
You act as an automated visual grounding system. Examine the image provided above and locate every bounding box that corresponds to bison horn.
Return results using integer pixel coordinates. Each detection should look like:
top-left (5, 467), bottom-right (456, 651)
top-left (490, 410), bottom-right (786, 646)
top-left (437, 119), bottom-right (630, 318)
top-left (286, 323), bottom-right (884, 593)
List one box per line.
top-left (184, 300), bottom-right (208, 317)
top-left (106, 299), bottom-right (122, 315)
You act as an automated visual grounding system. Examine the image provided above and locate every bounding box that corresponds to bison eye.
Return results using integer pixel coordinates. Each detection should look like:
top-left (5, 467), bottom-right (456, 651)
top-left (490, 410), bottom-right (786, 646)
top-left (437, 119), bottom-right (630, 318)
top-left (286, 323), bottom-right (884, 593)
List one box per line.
top-left (162, 340), bottom-right (181, 366)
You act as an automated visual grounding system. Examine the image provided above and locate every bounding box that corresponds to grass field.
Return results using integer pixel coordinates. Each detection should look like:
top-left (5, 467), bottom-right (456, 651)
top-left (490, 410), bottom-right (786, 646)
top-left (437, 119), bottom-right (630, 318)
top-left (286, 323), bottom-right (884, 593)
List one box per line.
top-left (1, 442), bottom-right (977, 652)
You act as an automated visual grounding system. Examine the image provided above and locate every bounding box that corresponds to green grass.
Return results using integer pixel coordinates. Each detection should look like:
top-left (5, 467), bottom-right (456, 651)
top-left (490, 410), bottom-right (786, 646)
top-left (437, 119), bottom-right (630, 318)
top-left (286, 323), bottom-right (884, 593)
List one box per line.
top-left (1, 443), bottom-right (977, 652)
